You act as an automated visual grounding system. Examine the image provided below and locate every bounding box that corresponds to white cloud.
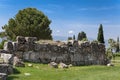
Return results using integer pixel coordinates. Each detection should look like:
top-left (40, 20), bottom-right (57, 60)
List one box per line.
top-left (77, 6), bottom-right (116, 11)
top-left (68, 30), bottom-right (74, 34)
top-left (43, 9), bottom-right (54, 14)
top-left (56, 30), bottom-right (60, 33)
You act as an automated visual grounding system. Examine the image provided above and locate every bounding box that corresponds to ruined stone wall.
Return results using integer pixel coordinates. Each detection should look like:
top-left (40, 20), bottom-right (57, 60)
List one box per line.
top-left (3, 36), bottom-right (108, 66)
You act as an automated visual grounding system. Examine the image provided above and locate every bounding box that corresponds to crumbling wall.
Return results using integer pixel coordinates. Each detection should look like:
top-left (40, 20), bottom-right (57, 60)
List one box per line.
top-left (3, 36), bottom-right (108, 66)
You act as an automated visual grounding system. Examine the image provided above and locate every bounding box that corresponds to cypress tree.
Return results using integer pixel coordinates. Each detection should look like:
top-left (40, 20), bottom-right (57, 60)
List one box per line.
top-left (97, 24), bottom-right (105, 43)
top-left (73, 35), bottom-right (75, 40)
top-left (116, 37), bottom-right (119, 52)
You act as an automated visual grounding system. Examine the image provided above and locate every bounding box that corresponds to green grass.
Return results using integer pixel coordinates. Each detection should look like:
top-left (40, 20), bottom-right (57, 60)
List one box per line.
top-left (7, 62), bottom-right (120, 80)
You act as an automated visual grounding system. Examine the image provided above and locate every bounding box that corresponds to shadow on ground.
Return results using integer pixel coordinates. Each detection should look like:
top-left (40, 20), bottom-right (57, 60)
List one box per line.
top-left (7, 68), bottom-right (21, 80)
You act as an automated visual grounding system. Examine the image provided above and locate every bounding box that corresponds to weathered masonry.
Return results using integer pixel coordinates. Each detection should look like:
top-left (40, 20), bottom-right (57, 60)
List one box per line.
top-left (3, 36), bottom-right (108, 66)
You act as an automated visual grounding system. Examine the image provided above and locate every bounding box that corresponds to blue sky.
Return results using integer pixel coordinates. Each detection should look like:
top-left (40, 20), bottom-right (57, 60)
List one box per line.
top-left (0, 0), bottom-right (120, 40)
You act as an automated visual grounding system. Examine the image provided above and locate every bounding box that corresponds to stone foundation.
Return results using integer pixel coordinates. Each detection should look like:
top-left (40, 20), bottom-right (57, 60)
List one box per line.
top-left (2, 36), bottom-right (108, 66)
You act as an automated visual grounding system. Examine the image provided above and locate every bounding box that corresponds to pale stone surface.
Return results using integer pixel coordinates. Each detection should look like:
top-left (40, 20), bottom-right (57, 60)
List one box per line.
top-left (3, 42), bottom-right (13, 53)
top-left (28, 64), bottom-right (33, 67)
top-left (59, 62), bottom-right (68, 68)
top-left (13, 56), bottom-right (25, 67)
top-left (24, 73), bottom-right (31, 76)
top-left (107, 63), bottom-right (114, 67)
top-left (49, 62), bottom-right (58, 68)
top-left (0, 54), bottom-right (13, 63)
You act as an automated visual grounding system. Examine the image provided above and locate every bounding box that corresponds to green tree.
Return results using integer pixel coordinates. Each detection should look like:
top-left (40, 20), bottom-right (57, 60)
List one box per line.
top-left (68, 37), bottom-right (72, 40)
top-left (97, 24), bottom-right (105, 43)
top-left (73, 35), bottom-right (75, 40)
top-left (116, 37), bottom-right (119, 52)
top-left (77, 31), bottom-right (87, 41)
top-left (0, 8), bottom-right (52, 40)
top-left (108, 38), bottom-right (118, 60)
top-left (108, 38), bottom-right (116, 52)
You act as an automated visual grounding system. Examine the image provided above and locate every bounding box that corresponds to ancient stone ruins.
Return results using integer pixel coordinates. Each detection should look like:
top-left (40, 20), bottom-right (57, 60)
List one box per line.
top-left (0, 36), bottom-right (109, 79)
top-left (1, 36), bottom-right (108, 66)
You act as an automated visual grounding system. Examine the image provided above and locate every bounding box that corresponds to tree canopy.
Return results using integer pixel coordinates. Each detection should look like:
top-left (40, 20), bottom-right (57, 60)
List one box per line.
top-left (97, 24), bottom-right (104, 43)
top-left (0, 8), bottom-right (52, 40)
top-left (108, 38), bottom-right (120, 53)
top-left (77, 31), bottom-right (87, 41)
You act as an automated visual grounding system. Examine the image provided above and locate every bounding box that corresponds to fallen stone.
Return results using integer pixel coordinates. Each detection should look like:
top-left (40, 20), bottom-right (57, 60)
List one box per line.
top-left (3, 42), bottom-right (13, 53)
top-left (59, 62), bottom-right (68, 68)
top-left (49, 62), bottom-right (58, 68)
top-left (0, 53), bottom-right (13, 64)
top-left (28, 64), bottom-right (33, 67)
top-left (13, 56), bottom-right (25, 67)
top-left (24, 73), bottom-right (31, 76)
top-left (107, 63), bottom-right (114, 67)
top-left (68, 64), bottom-right (73, 67)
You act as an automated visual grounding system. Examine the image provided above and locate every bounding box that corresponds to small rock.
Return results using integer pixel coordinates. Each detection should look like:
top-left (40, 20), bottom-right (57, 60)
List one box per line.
top-left (28, 64), bottom-right (33, 67)
top-left (59, 62), bottom-right (68, 68)
top-left (13, 56), bottom-right (25, 67)
top-left (24, 73), bottom-right (31, 76)
top-left (107, 63), bottom-right (114, 67)
top-left (68, 64), bottom-right (73, 67)
top-left (49, 62), bottom-right (58, 68)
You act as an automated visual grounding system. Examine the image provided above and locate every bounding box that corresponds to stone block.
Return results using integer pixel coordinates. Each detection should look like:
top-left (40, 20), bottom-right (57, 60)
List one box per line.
top-left (3, 42), bottom-right (13, 53)
top-left (16, 36), bottom-right (26, 44)
top-left (49, 62), bottom-right (58, 68)
top-left (12, 42), bottom-right (18, 51)
top-left (0, 73), bottom-right (7, 80)
top-left (13, 56), bottom-right (25, 67)
top-left (0, 54), bottom-right (13, 63)
top-left (59, 62), bottom-right (68, 68)
top-left (25, 37), bottom-right (37, 43)
top-left (0, 64), bottom-right (13, 75)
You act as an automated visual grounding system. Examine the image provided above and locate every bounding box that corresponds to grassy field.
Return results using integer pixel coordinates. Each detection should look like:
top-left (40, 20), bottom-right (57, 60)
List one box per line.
top-left (7, 62), bottom-right (120, 80)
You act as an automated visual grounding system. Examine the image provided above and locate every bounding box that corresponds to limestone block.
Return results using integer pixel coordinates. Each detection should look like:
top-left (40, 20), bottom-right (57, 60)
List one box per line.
top-left (23, 51), bottom-right (40, 62)
top-left (0, 73), bottom-right (7, 80)
top-left (3, 42), bottom-right (13, 53)
top-left (0, 64), bottom-right (13, 74)
top-left (59, 62), bottom-right (68, 68)
top-left (17, 43), bottom-right (29, 51)
top-left (12, 42), bottom-right (18, 51)
top-left (107, 63), bottom-right (114, 67)
top-left (49, 62), bottom-right (58, 68)
top-left (13, 56), bottom-right (25, 67)
top-left (14, 51), bottom-right (23, 59)
top-left (25, 37), bottom-right (37, 43)
top-left (16, 36), bottom-right (26, 44)
top-left (0, 54), bottom-right (13, 63)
